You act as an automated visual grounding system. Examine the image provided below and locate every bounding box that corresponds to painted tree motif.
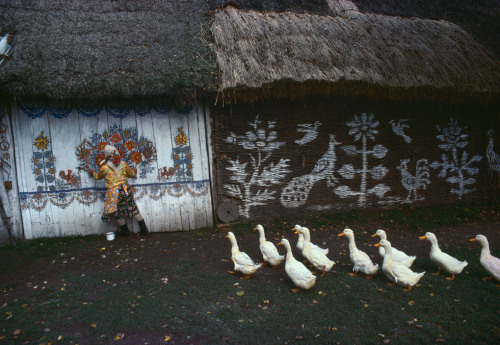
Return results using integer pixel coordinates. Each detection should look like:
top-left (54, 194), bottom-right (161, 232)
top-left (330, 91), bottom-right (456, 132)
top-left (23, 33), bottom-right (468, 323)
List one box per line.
top-left (397, 158), bottom-right (430, 201)
top-left (172, 127), bottom-right (193, 181)
top-left (224, 116), bottom-right (290, 218)
top-left (430, 118), bottom-right (482, 199)
top-left (32, 131), bottom-right (56, 191)
top-left (335, 113), bottom-right (390, 206)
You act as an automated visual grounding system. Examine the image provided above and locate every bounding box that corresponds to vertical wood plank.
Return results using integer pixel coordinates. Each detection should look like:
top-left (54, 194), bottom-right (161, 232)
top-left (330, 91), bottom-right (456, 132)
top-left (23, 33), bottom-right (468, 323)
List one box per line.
top-left (169, 110), bottom-right (193, 230)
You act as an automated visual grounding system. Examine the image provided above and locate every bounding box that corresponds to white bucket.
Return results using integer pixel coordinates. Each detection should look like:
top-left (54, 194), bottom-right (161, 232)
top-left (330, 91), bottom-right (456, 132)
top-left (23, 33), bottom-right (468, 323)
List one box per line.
top-left (106, 232), bottom-right (115, 241)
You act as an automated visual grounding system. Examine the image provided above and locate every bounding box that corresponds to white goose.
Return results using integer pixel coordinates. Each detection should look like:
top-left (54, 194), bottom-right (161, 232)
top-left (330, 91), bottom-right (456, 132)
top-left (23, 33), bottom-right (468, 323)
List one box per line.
top-left (375, 239), bottom-right (425, 291)
top-left (372, 229), bottom-right (416, 267)
top-left (470, 234), bottom-right (500, 282)
top-left (279, 238), bottom-right (316, 291)
top-left (420, 232), bottom-right (468, 280)
top-left (293, 225), bottom-right (329, 255)
top-left (225, 232), bottom-right (263, 278)
top-left (339, 228), bottom-right (379, 279)
top-left (295, 226), bottom-right (335, 276)
top-left (254, 224), bottom-right (285, 268)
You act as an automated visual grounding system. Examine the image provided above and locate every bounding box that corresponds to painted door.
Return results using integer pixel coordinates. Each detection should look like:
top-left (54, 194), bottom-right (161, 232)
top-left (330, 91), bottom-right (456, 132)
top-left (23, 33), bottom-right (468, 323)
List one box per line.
top-left (12, 101), bottom-right (213, 239)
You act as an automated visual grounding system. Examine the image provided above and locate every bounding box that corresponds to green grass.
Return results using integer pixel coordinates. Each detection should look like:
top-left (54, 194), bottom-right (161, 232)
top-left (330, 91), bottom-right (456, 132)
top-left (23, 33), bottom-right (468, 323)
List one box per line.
top-left (1, 202), bottom-right (499, 344)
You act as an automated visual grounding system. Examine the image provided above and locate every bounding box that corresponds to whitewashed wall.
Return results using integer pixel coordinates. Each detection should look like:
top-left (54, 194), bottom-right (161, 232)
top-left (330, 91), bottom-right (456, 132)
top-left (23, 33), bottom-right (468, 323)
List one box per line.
top-left (12, 101), bottom-right (213, 239)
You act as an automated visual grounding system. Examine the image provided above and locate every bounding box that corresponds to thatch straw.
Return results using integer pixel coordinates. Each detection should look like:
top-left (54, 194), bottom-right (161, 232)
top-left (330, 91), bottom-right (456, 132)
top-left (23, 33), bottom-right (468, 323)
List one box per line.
top-left (0, 0), bottom-right (217, 101)
top-left (211, 7), bottom-right (500, 103)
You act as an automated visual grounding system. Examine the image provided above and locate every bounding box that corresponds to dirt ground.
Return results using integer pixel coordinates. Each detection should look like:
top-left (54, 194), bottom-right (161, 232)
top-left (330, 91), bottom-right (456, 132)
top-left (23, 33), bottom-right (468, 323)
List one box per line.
top-left (3, 212), bottom-right (499, 303)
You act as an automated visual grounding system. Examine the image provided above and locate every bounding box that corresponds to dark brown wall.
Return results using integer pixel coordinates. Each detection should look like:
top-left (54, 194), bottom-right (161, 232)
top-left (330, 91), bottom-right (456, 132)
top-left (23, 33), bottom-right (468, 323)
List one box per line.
top-left (212, 98), bottom-right (500, 223)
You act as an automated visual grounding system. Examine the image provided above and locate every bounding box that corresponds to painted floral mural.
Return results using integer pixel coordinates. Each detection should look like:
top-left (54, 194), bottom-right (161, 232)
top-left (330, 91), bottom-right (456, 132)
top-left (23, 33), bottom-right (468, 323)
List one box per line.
top-left (75, 124), bottom-right (157, 178)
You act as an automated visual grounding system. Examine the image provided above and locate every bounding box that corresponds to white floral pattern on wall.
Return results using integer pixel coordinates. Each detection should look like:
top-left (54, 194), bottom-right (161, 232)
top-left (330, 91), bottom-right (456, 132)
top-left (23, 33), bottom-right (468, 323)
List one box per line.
top-left (430, 118), bottom-right (482, 199)
top-left (223, 116), bottom-right (291, 218)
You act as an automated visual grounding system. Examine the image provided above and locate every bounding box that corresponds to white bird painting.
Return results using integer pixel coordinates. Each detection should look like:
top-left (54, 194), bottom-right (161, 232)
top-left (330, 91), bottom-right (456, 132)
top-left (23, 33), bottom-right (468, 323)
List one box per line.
top-left (295, 121), bottom-right (322, 145)
top-left (389, 119), bottom-right (411, 144)
top-left (486, 129), bottom-right (500, 176)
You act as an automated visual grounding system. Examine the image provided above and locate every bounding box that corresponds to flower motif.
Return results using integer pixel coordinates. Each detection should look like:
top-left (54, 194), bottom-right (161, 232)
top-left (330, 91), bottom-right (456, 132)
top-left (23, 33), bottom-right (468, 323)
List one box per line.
top-left (95, 153), bottom-right (105, 166)
top-left (98, 142), bottom-right (108, 151)
top-left (110, 134), bottom-right (122, 144)
top-left (346, 113), bottom-right (379, 141)
top-left (80, 148), bottom-right (91, 160)
top-left (436, 119), bottom-right (469, 151)
top-left (131, 152), bottom-right (142, 163)
top-left (125, 141), bottom-right (136, 151)
top-left (143, 146), bottom-right (153, 159)
top-left (175, 130), bottom-right (188, 146)
top-left (233, 117), bottom-right (284, 153)
top-left (33, 131), bottom-right (50, 150)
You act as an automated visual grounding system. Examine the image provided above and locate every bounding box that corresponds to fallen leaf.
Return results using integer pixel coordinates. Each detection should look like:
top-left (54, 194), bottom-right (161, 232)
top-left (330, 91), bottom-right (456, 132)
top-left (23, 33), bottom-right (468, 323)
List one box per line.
top-left (164, 335), bottom-right (171, 341)
top-left (295, 335), bottom-right (304, 340)
top-left (222, 336), bottom-right (229, 341)
top-left (436, 339), bottom-right (445, 342)
top-left (90, 323), bottom-right (97, 328)
top-left (115, 333), bottom-right (125, 340)
top-left (12, 329), bottom-right (21, 336)
top-left (408, 300), bottom-right (415, 306)
top-left (236, 291), bottom-right (245, 296)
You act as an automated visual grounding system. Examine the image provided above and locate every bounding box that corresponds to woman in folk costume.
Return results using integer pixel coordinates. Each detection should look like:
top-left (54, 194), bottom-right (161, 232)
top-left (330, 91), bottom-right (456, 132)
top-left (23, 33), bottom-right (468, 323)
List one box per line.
top-left (87, 144), bottom-right (148, 236)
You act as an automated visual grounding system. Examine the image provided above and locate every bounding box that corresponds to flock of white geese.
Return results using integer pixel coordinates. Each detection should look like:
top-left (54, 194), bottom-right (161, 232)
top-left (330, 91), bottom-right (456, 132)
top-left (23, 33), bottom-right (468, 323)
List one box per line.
top-left (225, 224), bottom-right (500, 292)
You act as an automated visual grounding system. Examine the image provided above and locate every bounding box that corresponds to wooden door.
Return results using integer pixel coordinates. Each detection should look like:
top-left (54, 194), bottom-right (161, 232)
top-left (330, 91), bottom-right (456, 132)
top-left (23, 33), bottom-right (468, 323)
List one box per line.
top-left (12, 100), bottom-right (213, 239)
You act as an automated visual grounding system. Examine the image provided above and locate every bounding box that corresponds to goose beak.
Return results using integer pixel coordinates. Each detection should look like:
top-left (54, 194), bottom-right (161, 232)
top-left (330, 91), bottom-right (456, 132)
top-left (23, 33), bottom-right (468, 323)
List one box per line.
top-left (294, 231), bottom-right (300, 235)
top-left (278, 242), bottom-right (282, 245)
top-left (374, 243), bottom-right (381, 247)
top-left (290, 228), bottom-right (295, 231)
top-left (338, 233), bottom-right (345, 237)
top-left (371, 233), bottom-right (378, 237)
top-left (469, 238), bottom-right (477, 242)
top-left (419, 236), bottom-right (427, 240)
top-left (225, 235), bottom-right (229, 238)
top-left (253, 227), bottom-right (257, 231)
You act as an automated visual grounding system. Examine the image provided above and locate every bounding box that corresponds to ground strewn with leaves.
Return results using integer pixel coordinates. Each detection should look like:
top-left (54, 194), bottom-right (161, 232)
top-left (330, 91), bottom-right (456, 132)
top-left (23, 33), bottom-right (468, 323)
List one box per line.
top-left (1, 202), bottom-right (499, 345)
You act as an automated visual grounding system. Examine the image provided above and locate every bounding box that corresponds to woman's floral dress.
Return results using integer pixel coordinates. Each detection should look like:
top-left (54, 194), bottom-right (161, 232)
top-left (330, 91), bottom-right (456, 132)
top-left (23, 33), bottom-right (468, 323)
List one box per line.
top-left (93, 163), bottom-right (139, 221)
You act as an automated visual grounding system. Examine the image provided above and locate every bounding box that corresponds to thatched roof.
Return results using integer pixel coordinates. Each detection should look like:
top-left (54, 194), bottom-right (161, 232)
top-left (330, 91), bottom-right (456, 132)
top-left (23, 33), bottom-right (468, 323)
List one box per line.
top-left (211, 6), bottom-right (500, 104)
top-left (352, 0), bottom-right (500, 60)
top-left (1, 0), bottom-right (499, 105)
top-left (0, 0), bottom-right (216, 102)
